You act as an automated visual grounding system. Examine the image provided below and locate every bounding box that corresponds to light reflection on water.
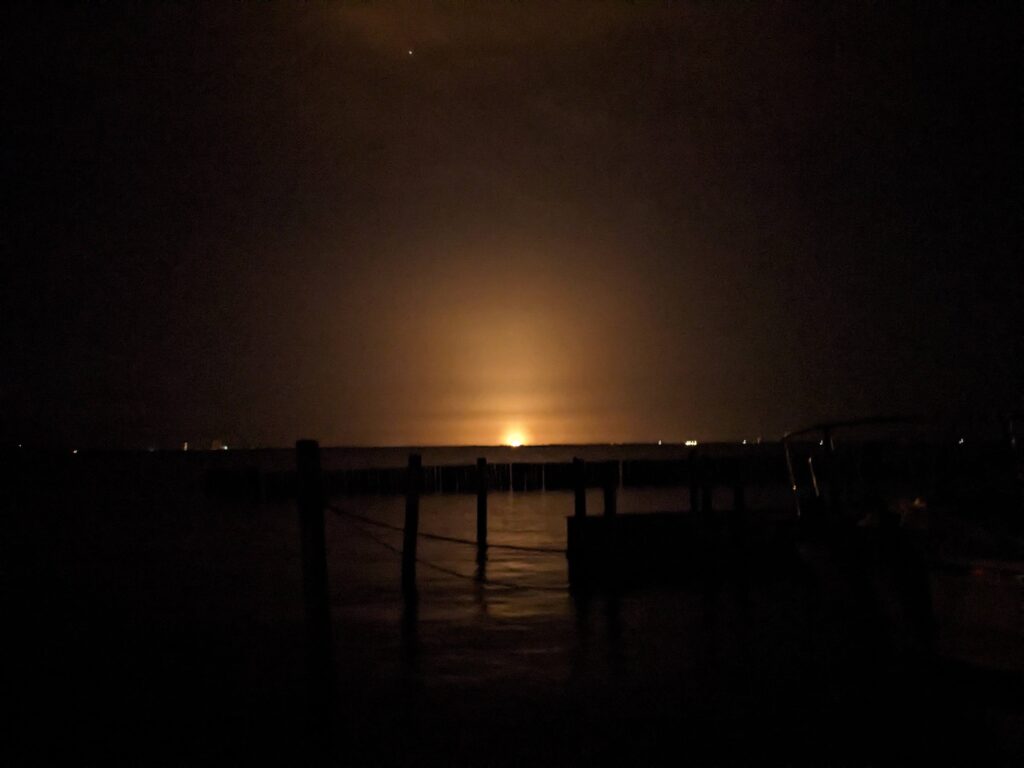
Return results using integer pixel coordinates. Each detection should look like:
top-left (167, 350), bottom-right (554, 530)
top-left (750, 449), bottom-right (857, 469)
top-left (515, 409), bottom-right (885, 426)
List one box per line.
top-left (328, 489), bottom-right (660, 604)
top-left (326, 485), bottom-right (790, 604)
top-left (326, 491), bottom-right (579, 620)
top-left (315, 482), bottom-right (1019, 696)
top-left (321, 488), bottom-right (766, 689)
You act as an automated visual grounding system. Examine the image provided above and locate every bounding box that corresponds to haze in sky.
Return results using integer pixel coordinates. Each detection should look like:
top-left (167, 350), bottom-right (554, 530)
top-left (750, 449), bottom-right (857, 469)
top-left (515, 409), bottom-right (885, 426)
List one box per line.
top-left (5, 2), bottom-right (1021, 447)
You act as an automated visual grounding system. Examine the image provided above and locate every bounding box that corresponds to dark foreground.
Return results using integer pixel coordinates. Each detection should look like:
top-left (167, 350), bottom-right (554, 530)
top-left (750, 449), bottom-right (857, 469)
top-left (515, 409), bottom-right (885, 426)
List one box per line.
top-left (4, 453), bottom-right (1023, 765)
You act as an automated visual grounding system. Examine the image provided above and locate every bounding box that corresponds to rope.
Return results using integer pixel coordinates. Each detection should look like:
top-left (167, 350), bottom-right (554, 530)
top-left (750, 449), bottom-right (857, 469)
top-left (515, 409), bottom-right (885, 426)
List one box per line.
top-left (335, 511), bottom-right (570, 593)
top-left (337, 513), bottom-right (405, 559)
top-left (328, 504), bottom-right (567, 555)
top-left (330, 505), bottom-right (404, 533)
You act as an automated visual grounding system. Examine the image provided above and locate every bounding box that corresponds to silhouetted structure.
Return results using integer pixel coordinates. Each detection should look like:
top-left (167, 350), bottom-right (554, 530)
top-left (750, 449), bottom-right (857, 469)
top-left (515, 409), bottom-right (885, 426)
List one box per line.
top-left (295, 439), bottom-right (332, 747)
top-left (402, 453), bottom-right (421, 599)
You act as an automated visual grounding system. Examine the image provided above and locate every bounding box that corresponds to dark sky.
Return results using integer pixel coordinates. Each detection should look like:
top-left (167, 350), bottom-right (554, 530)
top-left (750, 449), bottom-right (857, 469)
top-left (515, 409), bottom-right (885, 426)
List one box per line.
top-left (4, 1), bottom-right (1021, 448)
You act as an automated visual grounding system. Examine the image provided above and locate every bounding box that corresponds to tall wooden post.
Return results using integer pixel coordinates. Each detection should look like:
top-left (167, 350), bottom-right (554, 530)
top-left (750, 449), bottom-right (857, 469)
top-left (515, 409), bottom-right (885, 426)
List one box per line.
top-left (295, 440), bottom-right (332, 725)
top-left (701, 456), bottom-right (714, 515)
top-left (573, 457), bottom-right (587, 517)
top-left (402, 454), bottom-right (421, 598)
top-left (732, 481), bottom-right (746, 514)
top-left (689, 450), bottom-right (702, 513)
top-left (603, 461), bottom-right (618, 516)
top-left (476, 457), bottom-right (488, 564)
top-left (730, 464), bottom-right (748, 547)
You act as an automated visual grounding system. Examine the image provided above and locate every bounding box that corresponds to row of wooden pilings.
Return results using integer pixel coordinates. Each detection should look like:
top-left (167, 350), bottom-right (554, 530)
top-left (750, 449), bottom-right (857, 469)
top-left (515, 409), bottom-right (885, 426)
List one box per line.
top-left (297, 442), bottom-right (745, 609)
top-left (292, 442), bottom-right (618, 725)
top-left (293, 439), bottom-right (743, 739)
top-left (205, 451), bottom-right (787, 502)
top-left (295, 442), bottom-right (623, 609)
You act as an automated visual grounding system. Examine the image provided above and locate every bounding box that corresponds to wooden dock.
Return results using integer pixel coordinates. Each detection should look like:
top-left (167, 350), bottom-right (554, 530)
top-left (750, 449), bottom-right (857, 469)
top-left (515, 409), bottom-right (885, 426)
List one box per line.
top-left (565, 509), bottom-right (800, 588)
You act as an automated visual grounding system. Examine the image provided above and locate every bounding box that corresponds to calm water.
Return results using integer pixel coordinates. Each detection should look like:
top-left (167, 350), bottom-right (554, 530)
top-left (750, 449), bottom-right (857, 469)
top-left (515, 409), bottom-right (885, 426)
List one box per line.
top-left (9, 444), bottom-right (791, 679)
top-left (9, 446), bottom-right (1019, 764)
top-left (324, 486), bottom-right (753, 688)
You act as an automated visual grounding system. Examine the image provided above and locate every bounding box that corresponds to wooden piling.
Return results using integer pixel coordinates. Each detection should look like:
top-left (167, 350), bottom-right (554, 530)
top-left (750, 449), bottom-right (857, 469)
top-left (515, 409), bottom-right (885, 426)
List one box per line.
top-left (295, 440), bottom-right (332, 722)
top-left (476, 457), bottom-right (488, 564)
top-left (732, 480), bottom-right (746, 513)
top-left (603, 462), bottom-right (617, 516)
top-left (402, 453), bottom-right (421, 598)
top-left (573, 457), bottom-right (586, 517)
top-left (729, 465), bottom-right (748, 541)
top-left (688, 450), bottom-right (702, 513)
top-left (701, 459), bottom-right (714, 514)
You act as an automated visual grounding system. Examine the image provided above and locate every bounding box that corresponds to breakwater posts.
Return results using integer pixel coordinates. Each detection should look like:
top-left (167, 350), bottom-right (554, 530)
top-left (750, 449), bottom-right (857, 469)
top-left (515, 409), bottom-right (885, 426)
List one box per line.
top-left (205, 452), bottom-right (791, 501)
top-left (204, 460), bottom-right (616, 499)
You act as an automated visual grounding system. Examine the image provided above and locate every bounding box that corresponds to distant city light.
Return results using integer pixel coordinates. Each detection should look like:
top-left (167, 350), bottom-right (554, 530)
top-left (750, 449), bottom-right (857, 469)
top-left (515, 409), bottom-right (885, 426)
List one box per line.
top-left (685, 440), bottom-right (698, 446)
top-left (657, 440), bottom-right (662, 446)
top-left (72, 449), bottom-right (78, 455)
top-left (183, 441), bottom-right (189, 451)
top-left (819, 440), bottom-right (824, 446)
top-left (958, 438), bottom-right (964, 445)
top-left (742, 439), bottom-right (747, 445)
top-left (408, 49), bottom-right (413, 55)
top-left (223, 445), bottom-right (229, 450)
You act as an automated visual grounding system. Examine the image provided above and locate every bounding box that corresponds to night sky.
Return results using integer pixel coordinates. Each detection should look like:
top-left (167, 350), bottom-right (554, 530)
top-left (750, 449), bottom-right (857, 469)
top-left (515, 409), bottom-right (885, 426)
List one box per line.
top-left (5, 2), bottom-right (1021, 448)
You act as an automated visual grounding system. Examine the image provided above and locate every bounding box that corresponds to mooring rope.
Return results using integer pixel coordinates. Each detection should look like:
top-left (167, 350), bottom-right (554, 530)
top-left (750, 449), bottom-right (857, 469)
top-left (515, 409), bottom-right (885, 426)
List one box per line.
top-left (328, 504), bottom-right (567, 555)
top-left (334, 510), bottom-right (570, 593)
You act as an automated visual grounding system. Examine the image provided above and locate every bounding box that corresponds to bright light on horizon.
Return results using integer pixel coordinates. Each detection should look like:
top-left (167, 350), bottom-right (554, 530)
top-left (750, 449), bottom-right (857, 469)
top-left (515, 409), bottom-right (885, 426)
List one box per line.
top-left (503, 428), bottom-right (527, 448)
